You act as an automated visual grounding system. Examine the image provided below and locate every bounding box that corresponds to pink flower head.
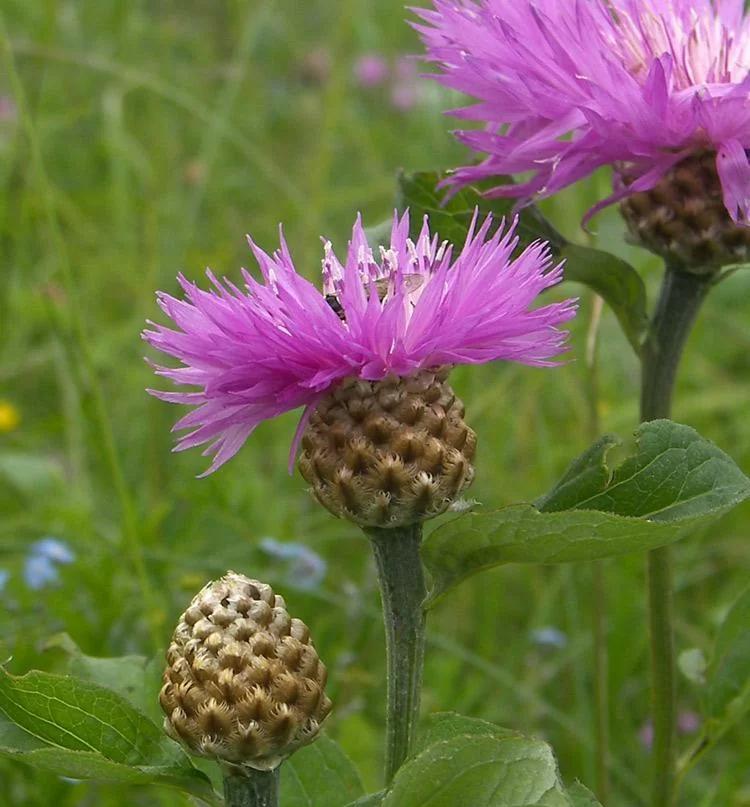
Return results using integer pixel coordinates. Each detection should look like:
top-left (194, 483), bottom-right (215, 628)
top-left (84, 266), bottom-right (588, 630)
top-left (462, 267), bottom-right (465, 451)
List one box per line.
top-left (354, 54), bottom-right (390, 88)
top-left (143, 212), bottom-right (576, 475)
top-left (0, 96), bottom-right (17, 124)
top-left (391, 56), bottom-right (423, 111)
top-left (415, 0), bottom-right (750, 223)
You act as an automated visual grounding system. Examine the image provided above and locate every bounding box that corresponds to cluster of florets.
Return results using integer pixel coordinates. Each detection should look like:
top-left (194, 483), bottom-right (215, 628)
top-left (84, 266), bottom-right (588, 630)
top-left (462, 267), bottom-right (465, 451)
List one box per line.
top-left (160, 573), bottom-right (331, 770)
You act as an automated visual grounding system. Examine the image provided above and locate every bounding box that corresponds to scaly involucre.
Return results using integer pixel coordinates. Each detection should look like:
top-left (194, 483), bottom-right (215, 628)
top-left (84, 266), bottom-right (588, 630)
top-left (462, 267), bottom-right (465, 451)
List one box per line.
top-left (415, 0), bottom-right (750, 223)
top-left (144, 212), bottom-right (575, 473)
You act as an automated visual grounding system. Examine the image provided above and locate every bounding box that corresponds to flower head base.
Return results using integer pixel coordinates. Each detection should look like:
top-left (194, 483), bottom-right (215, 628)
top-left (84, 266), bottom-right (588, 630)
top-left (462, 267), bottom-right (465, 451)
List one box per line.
top-left (299, 367), bottom-right (476, 527)
top-left (160, 572), bottom-right (331, 770)
top-left (144, 211), bottom-right (574, 477)
top-left (619, 150), bottom-right (750, 271)
top-left (416, 0), bottom-right (750, 231)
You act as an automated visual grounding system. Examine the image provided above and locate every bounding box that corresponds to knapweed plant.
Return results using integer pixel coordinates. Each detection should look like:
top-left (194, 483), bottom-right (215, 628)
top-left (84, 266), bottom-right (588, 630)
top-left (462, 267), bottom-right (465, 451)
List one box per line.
top-left (144, 210), bottom-right (576, 785)
top-left (2, 2), bottom-right (750, 807)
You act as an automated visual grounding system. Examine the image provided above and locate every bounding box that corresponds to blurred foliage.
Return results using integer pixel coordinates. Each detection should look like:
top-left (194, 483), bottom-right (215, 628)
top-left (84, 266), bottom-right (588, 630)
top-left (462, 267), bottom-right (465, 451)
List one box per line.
top-left (1, 1), bottom-right (750, 805)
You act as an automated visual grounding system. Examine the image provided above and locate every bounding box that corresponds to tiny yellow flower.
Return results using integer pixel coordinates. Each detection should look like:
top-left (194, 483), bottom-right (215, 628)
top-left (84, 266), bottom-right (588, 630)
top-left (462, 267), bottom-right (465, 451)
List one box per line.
top-left (0, 401), bottom-right (20, 433)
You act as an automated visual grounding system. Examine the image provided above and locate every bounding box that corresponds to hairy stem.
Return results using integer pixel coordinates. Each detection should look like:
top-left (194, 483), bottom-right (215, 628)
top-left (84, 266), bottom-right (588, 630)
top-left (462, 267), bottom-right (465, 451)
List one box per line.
top-left (366, 524), bottom-right (427, 784)
top-left (641, 264), bottom-right (711, 807)
top-left (641, 267), bottom-right (711, 423)
top-left (223, 767), bottom-right (280, 807)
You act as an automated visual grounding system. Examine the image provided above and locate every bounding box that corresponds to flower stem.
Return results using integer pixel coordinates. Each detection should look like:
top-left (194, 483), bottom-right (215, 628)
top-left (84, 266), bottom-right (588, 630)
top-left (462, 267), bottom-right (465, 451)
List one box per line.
top-left (640, 264), bottom-right (711, 807)
top-left (592, 560), bottom-right (610, 803)
top-left (585, 293), bottom-right (610, 803)
top-left (366, 524), bottom-right (427, 784)
top-left (641, 266), bottom-right (712, 423)
top-left (646, 547), bottom-right (677, 807)
top-left (223, 767), bottom-right (280, 807)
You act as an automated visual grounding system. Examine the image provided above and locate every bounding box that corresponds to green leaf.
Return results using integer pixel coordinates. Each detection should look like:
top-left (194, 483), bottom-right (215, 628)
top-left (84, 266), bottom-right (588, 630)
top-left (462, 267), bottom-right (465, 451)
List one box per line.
top-left (560, 244), bottom-right (648, 353)
top-left (538, 419), bottom-right (750, 521)
top-left (708, 586), bottom-right (750, 725)
top-left (43, 633), bottom-right (163, 722)
top-left (397, 171), bottom-right (649, 354)
top-left (353, 716), bottom-right (585, 807)
top-left (346, 794), bottom-right (386, 807)
top-left (381, 732), bottom-right (570, 807)
top-left (0, 451), bottom-right (63, 496)
top-left (0, 668), bottom-right (218, 804)
top-left (282, 734), bottom-right (365, 807)
top-left (397, 171), bottom-right (565, 251)
top-left (566, 782), bottom-right (603, 806)
top-left (0, 713), bottom-right (44, 752)
top-left (533, 435), bottom-right (619, 512)
top-left (416, 712), bottom-right (514, 752)
top-left (423, 420), bottom-right (750, 603)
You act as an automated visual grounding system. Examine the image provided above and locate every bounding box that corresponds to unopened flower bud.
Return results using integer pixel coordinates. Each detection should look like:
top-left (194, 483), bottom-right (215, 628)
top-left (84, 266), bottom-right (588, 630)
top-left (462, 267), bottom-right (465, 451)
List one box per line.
top-left (619, 151), bottom-right (750, 274)
top-left (160, 572), bottom-right (332, 770)
top-left (298, 367), bottom-right (476, 528)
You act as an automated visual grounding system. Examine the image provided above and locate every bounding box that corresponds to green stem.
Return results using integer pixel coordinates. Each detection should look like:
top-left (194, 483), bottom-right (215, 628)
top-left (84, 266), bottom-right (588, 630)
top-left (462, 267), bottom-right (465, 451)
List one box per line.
top-left (366, 524), bottom-right (427, 784)
top-left (640, 266), bottom-right (712, 422)
top-left (640, 264), bottom-right (712, 807)
top-left (647, 547), bottom-right (677, 807)
top-left (223, 768), bottom-right (279, 807)
top-left (585, 293), bottom-right (610, 804)
top-left (592, 560), bottom-right (610, 804)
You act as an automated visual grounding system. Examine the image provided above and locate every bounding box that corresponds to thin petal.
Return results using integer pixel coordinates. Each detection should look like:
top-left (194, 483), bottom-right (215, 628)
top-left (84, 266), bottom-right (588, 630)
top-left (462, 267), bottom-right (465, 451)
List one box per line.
top-left (717, 139), bottom-right (750, 222)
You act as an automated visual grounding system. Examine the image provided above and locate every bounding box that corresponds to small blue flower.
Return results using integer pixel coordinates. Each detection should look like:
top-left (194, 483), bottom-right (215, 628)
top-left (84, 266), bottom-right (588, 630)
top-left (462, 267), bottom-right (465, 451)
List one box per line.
top-left (259, 537), bottom-right (327, 591)
top-left (530, 626), bottom-right (568, 650)
top-left (0, 569), bottom-right (9, 593)
top-left (24, 554), bottom-right (60, 590)
top-left (24, 537), bottom-right (74, 590)
top-left (32, 537), bottom-right (75, 564)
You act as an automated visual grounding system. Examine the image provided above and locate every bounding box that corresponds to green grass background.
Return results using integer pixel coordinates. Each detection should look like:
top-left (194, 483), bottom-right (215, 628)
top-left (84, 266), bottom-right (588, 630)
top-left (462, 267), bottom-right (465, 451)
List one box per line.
top-left (1, 1), bottom-right (750, 805)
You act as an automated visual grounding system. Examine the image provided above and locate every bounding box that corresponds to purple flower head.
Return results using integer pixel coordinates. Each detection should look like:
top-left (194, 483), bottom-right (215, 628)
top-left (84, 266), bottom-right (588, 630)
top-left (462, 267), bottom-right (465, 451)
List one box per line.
top-left (354, 54), bottom-right (390, 88)
top-left (640, 710), bottom-right (701, 749)
top-left (677, 710), bottom-right (701, 734)
top-left (415, 0), bottom-right (750, 224)
top-left (639, 720), bottom-right (654, 749)
top-left (391, 57), bottom-right (425, 112)
top-left (0, 96), bottom-right (17, 124)
top-left (391, 83), bottom-right (420, 112)
top-left (144, 211), bottom-right (576, 475)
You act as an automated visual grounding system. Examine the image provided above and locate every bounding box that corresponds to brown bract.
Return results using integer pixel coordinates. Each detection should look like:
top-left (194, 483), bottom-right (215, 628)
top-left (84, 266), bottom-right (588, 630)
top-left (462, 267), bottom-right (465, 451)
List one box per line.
top-left (160, 572), bottom-right (331, 770)
top-left (298, 367), bottom-right (476, 528)
top-left (619, 151), bottom-right (750, 273)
